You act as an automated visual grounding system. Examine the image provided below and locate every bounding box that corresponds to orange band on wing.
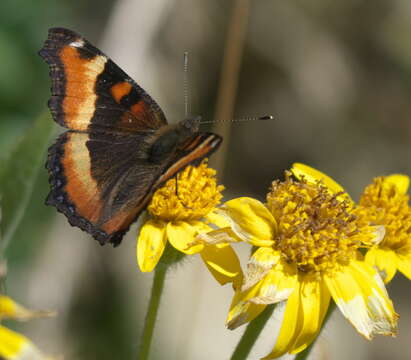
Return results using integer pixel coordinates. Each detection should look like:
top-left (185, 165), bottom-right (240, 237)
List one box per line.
top-left (60, 46), bottom-right (107, 130)
top-left (62, 133), bottom-right (103, 222)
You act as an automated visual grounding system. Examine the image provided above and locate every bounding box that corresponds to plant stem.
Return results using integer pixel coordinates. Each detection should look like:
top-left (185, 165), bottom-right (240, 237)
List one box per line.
top-left (138, 264), bottom-right (168, 360)
top-left (230, 304), bottom-right (275, 360)
top-left (294, 301), bottom-right (337, 360)
top-left (211, 0), bottom-right (250, 178)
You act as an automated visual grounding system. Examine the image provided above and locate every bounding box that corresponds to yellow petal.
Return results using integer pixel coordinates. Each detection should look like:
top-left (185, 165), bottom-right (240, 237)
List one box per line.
top-left (289, 279), bottom-right (330, 354)
top-left (325, 261), bottom-right (397, 339)
top-left (262, 282), bottom-right (301, 359)
top-left (291, 163), bottom-right (353, 203)
top-left (384, 174), bottom-right (410, 195)
top-left (137, 220), bottom-right (167, 272)
top-left (0, 325), bottom-right (49, 359)
top-left (220, 197), bottom-right (276, 246)
top-left (200, 243), bottom-right (242, 285)
top-left (397, 251), bottom-right (411, 280)
top-left (365, 247), bottom-right (398, 283)
top-left (0, 296), bottom-right (54, 321)
top-left (166, 221), bottom-right (206, 255)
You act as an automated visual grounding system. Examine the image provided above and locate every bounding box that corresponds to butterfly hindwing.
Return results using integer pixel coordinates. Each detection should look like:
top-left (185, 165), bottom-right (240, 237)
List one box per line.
top-left (47, 131), bottom-right (165, 245)
top-left (39, 27), bottom-right (167, 132)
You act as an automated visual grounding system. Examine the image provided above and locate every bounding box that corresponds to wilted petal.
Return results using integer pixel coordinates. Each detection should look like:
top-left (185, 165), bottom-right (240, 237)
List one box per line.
top-left (325, 261), bottom-right (397, 339)
top-left (226, 282), bottom-right (266, 330)
top-left (250, 260), bottom-right (297, 305)
top-left (242, 247), bottom-right (280, 291)
top-left (196, 227), bottom-right (241, 246)
top-left (205, 211), bottom-right (231, 228)
top-left (369, 226), bottom-right (386, 246)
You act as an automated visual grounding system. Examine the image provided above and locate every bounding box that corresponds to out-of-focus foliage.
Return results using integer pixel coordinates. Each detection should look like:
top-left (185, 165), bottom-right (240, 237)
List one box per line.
top-left (0, 113), bottom-right (53, 250)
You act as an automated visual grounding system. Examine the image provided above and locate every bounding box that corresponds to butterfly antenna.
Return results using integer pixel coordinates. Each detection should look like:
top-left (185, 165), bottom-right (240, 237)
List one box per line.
top-left (199, 115), bottom-right (274, 125)
top-left (183, 51), bottom-right (190, 118)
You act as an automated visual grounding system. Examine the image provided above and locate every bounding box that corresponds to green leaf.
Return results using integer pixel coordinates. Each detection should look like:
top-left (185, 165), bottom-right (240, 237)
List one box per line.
top-left (0, 112), bottom-right (54, 251)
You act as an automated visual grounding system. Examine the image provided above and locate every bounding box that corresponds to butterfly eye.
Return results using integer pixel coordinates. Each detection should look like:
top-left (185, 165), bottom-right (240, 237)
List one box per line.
top-left (182, 116), bottom-right (201, 131)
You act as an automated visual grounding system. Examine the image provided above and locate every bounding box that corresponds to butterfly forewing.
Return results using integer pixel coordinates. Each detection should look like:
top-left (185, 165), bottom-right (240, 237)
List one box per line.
top-left (39, 27), bottom-right (167, 132)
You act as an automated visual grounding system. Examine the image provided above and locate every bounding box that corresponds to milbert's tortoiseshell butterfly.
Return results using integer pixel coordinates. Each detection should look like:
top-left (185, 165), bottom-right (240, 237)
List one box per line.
top-left (39, 28), bottom-right (222, 247)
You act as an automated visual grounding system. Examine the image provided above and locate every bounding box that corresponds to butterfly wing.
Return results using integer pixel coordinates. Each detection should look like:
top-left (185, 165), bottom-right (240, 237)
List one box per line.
top-left (39, 27), bottom-right (166, 132)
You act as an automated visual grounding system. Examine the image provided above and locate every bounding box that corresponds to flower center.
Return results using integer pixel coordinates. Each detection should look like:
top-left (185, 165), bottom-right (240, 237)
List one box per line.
top-left (359, 177), bottom-right (411, 250)
top-left (267, 173), bottom-right (373, 275)
top-left (147, 160), bottom-right (224, 222)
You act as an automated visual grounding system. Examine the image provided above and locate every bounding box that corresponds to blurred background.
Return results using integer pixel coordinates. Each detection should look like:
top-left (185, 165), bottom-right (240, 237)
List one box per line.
top-left (0, 0), bottom-right (410, 359)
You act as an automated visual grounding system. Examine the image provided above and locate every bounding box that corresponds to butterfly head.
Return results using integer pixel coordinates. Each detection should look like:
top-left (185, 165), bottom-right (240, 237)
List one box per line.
top-left (179, 115), bottom-right (201, 135)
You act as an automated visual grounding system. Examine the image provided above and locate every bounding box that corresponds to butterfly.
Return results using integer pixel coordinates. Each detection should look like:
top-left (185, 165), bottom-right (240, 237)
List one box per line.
top-left (39, 28), bottom-right (222, 247)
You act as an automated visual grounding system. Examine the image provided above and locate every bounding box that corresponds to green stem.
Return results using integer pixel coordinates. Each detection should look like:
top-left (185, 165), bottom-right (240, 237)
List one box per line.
top-left (230, 304), bottom-right (275, 360)
top-left (138, 264), bottom-right (168, 360)
top-left (294, 301), bottom-right (337, 360)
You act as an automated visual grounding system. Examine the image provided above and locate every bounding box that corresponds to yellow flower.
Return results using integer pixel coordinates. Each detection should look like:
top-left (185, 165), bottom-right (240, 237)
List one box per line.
top-left (137, 160), bottom-right (241, 285)
top-left (212, 167), bottom-right (397, 359)
top-left (358, 174), bottom-right (411, 283)
top-left (294, 164), bottom-right (411, 283)
top-left (0, 296), bottom-right (54, 360)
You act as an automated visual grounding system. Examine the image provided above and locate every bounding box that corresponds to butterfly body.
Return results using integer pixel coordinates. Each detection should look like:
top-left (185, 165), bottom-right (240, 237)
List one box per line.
top-left (148, 116), bottom-right (201, 162)
top-left (40, 28), bottom-right (221, 246)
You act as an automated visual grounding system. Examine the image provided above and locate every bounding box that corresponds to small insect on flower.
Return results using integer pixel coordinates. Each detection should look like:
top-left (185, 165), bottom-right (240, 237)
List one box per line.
top-left (0, 296), bottom-right (55, 360)
top-left (137, 160), bottom-right (241, 285)
top-left (358, 174), bottom-right (411, 283)
top-left (207, 165), bottom-right (397, 359)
